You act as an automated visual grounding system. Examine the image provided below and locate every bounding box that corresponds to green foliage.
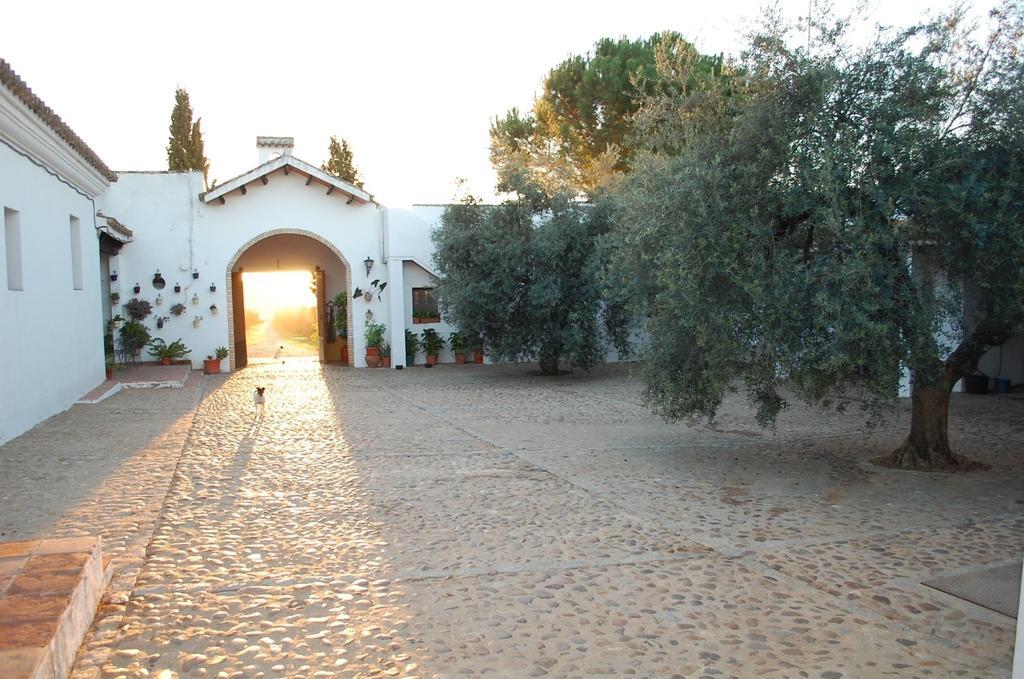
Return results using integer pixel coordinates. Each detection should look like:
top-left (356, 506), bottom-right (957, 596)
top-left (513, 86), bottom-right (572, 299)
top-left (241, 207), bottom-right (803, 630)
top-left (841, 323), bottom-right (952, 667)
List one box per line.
top-left (491, 33), bottom-right (732, 197)
top-left (322, 136), bottom-right (363, 188)
top-left (364, 321), bottom-right (386, 348)
top-left (448, 331), bottom-right (467, 355)
top-left (118, 319), bottom-right (150, 351)
top-left (433, 188), bottom-right (623, 374)
top-left (166, 88), bottom-right (210, 188)
top-left (147, 337), bottom-right (190, 360)
top-left (613, 5), bottom-right (1024, 433)
top-left (214, 346), bottom-right (229, 360)
top-left (419, 328), bottom-right (446, 356)
top-left (169, 302), bottom-right (186, 316)
top-left (405, 329), bottom-right (419, 358)
top-left (330, 293), bottom-right (347, 336)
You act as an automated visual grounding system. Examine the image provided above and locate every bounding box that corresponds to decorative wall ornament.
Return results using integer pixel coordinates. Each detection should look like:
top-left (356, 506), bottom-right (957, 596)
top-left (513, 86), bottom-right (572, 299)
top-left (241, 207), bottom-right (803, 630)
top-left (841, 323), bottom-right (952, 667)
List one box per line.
top-left (152, 271), bottom-right (165, 289)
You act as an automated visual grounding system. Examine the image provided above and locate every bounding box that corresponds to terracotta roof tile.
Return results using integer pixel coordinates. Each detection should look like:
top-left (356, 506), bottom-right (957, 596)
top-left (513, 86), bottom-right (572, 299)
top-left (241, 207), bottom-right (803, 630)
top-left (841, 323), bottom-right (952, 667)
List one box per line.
top-left (0, 59), bottom-right (117, 182)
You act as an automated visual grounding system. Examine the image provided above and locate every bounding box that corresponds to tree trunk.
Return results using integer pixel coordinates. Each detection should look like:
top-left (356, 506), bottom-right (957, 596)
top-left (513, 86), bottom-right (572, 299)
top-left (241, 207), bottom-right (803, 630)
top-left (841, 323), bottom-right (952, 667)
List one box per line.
top-left (877, 383), bottom-right (986, 471)
top-left (538, 355), bottom-right (560, 375)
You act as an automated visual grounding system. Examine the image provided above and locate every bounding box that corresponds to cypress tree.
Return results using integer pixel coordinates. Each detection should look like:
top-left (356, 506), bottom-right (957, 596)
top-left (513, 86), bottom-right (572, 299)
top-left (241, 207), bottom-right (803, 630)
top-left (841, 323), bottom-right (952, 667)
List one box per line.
top-left (167, 88), bottom-right (210, 188)
top-left (321, 135), bottom-right (363, 188)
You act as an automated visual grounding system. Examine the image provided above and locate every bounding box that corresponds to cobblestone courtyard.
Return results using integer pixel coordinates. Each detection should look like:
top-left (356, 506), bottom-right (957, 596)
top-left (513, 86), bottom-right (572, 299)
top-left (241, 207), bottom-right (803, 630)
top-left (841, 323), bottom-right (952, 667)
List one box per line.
top-left (1, 362), bottom-right (1021, 677)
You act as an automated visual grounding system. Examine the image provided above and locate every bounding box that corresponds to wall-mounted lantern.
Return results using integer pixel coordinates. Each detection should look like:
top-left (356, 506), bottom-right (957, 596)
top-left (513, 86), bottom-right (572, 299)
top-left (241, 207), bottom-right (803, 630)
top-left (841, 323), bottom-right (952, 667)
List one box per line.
top-left (192, 268), bottom-right (200, 279)
top-left (364, 257), bottom-right (374, 275)
top-left (153, 271), bottom-right (166, 289)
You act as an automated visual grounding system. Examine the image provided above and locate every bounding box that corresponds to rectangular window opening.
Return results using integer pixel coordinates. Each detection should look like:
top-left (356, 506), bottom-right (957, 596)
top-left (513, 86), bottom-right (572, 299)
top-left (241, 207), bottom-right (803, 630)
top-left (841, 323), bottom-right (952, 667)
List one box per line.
top-left (4, 207), bottom-right (23, 291)
top-left (411, 287), bottom-right (439, 323)
top-left (70, 215), bottom-right (83, 290)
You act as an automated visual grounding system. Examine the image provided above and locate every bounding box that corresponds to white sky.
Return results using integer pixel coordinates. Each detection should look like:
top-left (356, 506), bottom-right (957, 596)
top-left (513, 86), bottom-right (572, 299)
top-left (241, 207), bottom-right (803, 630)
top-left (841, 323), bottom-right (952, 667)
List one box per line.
top-left (6, 0), bottom-right (956, 205)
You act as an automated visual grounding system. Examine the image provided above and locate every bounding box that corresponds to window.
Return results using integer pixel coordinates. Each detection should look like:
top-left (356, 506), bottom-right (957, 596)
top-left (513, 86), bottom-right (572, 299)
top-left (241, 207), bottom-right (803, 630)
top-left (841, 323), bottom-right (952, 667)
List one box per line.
top-left (4, 207), bottom-right (22, 291)
top-left (69, 215), bottom-right (83, 290)
top-left (412, 287), bottom-right (439, 323)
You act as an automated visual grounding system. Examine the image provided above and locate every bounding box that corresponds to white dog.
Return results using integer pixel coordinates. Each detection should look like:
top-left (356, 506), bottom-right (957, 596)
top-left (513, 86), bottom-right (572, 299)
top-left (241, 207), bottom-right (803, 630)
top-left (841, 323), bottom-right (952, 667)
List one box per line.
top-left (253, 386), bottom-right (266, 419)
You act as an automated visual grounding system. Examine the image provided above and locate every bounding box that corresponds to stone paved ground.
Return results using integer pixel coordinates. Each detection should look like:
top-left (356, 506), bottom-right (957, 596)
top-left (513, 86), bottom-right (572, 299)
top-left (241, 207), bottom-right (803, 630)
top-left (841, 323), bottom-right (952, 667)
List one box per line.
top-left (1, 362), bottom-right (1021, 677)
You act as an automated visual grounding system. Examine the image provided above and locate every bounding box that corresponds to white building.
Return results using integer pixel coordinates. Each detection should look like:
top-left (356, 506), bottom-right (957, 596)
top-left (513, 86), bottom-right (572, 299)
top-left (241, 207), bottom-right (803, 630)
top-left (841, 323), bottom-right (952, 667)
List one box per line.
top-left (97, 136), bottom-right (455, 373)
top-left (1, 60), bottom-right (120, 445)
top-left (2, 58), bottom-right (1022, 446)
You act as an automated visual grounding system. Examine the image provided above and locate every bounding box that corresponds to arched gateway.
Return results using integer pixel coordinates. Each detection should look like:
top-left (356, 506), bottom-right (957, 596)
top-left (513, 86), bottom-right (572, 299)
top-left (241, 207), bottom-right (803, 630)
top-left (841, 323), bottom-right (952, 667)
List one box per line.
top-left (225, 230), bottom-right (354, 372)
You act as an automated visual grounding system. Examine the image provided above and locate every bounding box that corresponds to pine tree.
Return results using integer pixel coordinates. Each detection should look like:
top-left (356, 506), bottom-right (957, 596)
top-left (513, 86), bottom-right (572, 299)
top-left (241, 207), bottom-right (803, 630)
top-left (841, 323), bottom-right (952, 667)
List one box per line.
top-left (321, 136), bottom-right (363, 188)
top-left (166, 88), bottom-right (210, 188)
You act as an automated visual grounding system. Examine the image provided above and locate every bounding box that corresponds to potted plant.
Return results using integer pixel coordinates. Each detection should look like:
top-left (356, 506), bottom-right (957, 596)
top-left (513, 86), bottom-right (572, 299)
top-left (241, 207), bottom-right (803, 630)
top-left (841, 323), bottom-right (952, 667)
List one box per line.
top-left (472, 339), bottom-right (484, 364)
top-left (405, 329), bottom-right (419, 367)
top-left (209, 304), bottom-right (218, 314)
top-left (118, 319), bottom-right (151, 359)
top-left (420, 328), bottom-right (446, 366)
top-left (364, 321), bottom-right (386, 368)
top-left (148, 338), bottom-right (190, 365)
top-left (124, 298), bottom-right (153, 321)
top-left (449, 332), bottom-right (467, 364)
top-left (170, 302), bottom-right (186, 316)
top-left (174, 283), bottom-right (182, 293)
top-left (354, 280), bottom-right (388, 303)
top-left (110, 292), bottom-right (120, 305)
top-left (133, 283), bottom-right (141, 294)
top-left (380, 342), bottom-right (392, 368)
top-left (204, 346), bottom-right (228, 374)
top-left (413, 310), bottom-right (441, 324)
top-left (155, 315), bottom-right (169, 329)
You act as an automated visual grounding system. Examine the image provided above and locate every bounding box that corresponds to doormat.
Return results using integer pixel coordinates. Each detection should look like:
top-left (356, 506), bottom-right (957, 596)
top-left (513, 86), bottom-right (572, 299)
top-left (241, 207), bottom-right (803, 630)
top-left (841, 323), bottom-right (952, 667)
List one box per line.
top-left (923, 562), bottom-right (1021, 618)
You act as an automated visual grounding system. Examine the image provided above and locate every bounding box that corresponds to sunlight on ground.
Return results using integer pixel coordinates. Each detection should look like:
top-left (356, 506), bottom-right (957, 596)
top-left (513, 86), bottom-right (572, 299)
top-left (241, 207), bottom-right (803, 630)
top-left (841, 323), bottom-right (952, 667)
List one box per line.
top-left (243, 271), bottom-right (318, 358)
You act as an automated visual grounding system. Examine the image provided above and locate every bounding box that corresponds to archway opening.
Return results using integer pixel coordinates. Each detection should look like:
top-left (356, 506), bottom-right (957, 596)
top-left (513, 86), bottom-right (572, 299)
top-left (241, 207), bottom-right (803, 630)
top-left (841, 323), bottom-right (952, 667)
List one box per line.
top-left (242, 271), bottom-right (318, 362)
top-left (227, 231), bottom-right (353, 371)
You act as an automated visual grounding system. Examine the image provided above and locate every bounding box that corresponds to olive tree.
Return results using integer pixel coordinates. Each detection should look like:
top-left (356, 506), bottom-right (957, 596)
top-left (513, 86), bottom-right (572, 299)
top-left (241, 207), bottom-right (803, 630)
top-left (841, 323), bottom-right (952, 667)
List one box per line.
top-left (613, 7), bottom-right (1024, 470)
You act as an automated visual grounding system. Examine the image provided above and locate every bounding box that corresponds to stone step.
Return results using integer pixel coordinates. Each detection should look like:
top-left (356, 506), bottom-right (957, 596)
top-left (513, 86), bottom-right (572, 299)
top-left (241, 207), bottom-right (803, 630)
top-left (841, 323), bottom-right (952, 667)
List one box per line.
top-left (0, 537), bottom-right (111, 679)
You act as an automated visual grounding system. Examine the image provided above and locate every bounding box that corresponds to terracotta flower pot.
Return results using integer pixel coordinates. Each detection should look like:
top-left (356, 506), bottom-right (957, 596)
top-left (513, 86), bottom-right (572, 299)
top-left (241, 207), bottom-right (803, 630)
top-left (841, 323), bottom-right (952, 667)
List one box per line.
top-left (473, 349), bottom-right (484, 364)
top-left (203, 358), bottom-right (221, 375)
top-left (455, 354), bottom-right (466, 364)
top-left (426, 354), bottom-right (438, 366)
top-left (382, 356), bottom-right (392, 368)
top-left (365, 346), bottom-right (380, 368)
top-left (160, 357), bottom-right (171, 366)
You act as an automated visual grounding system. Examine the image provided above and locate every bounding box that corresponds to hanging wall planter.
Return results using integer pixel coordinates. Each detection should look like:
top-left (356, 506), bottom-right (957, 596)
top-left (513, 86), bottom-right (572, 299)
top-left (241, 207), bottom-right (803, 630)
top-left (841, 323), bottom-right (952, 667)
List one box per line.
top-left (152, 271), bottom-right (165, 289)
top-left (133, 283), bottom-right (141, 294)
top-left (193, 315), bottom-right (203, 328)
top-left (209, 283), bottom-right (216, 293)
top-left (209, 304), bottom-right (218, 315)
top-left (155, 293), bottom-right (163, 306)
top-left (110, 292), bottom-right (120, 305)
top-left (110, 270), bottom-right (118, 282)
top-left (170, 303), bottom-right (186, 316)
top-left (192, 269), bottom-right (200, 279)
top-left (155, 316), bottom-right (168, 329)
top-left (191, 293), bottom-right (200, 305)
top-left (174, 283), bottom-right (182, 293)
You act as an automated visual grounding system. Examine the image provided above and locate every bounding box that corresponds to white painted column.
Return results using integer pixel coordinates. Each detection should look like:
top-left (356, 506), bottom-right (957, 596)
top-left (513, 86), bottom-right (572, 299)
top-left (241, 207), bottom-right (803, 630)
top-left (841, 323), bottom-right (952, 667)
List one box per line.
top-left (387, 257), bottom-right (405, 368)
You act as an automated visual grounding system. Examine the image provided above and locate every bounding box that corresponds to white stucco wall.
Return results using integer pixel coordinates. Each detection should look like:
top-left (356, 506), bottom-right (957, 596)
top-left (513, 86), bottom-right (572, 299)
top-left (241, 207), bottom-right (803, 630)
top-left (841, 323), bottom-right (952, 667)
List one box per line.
top-left (98, 167), bottom-right (391, 369)
top-left (0, 143), bottom-right (105, 445)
